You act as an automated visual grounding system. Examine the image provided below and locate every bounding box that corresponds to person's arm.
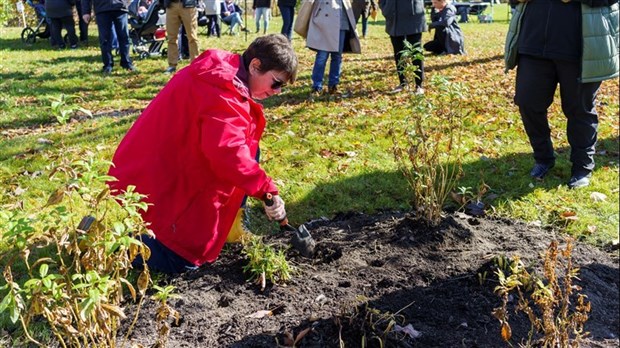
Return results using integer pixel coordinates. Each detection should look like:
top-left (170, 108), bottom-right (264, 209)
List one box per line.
top-left (199, 94), bottom-right (278, 199)
top-left (81, 0), bottom-right (91, 23)
top-left (429, 6), bottom-right (456, 28)
top-left (576, 0), bottom-right (618, 6)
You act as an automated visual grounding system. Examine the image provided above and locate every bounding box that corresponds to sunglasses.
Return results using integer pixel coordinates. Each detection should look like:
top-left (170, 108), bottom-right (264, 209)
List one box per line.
top-left (269, 72), bottom-right (286, 90)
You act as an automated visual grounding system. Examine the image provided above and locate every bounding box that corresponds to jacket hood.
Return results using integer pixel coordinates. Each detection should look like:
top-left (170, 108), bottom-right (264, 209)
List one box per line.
top-left (190, 49), bottom-right (251, 99)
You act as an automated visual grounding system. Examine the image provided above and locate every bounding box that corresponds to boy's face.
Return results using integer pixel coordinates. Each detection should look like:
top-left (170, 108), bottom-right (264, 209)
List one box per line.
top-left (431, 0), bottom-right (445, 9)
top-left (247, 58), bottom-right (287, 100)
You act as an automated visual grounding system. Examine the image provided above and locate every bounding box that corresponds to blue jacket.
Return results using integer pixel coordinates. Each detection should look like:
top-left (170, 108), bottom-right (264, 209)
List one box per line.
top-left (505, 1), bottom-right (619, 83)
top-left (46, 0), bottom-right (75, 18)
top-left (429, 4), bottom-right (465, 55)
top-left (82, 0), bottom-right (128, 15)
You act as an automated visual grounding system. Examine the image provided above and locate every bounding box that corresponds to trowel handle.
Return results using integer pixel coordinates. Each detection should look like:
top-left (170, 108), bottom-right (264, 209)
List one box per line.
top-left (263, 193), bottom-right (289, 226)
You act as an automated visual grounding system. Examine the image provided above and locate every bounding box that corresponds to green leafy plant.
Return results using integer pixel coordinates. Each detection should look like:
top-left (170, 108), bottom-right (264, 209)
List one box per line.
top-left (49, 94), bottom-right (92, 125)
top-left (492, 238), bottom-right (591, 347)
top-left (241, 235), bottom-right (294, 291)
top-left (0, 150), bottom-right (152, 347)
top-left (392, 74), bottom-right (469, 226)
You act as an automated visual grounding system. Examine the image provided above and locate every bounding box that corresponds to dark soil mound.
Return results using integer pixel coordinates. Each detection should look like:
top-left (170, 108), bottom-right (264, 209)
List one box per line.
top-left (125, 212), bottom-right (619, 347)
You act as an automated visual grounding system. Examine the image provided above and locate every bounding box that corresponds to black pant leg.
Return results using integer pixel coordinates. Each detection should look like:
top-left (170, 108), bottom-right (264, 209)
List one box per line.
top-left (62, 16), bottom-right (78, 46)
top-left (390, 33), bottom-right (423, 87)
top-left (50, 17), bottom-right (64, 48)
top-left (515, 55), bottom-right (558, 165)
top-left (555, 59), bottom-right (601, 176)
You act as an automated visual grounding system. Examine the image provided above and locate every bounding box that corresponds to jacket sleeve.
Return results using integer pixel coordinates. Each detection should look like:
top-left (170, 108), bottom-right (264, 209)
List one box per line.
top-left (577, 0), bottom-right (618, 6)
top-left (430, 6), bottom-right (456, 28)
top-left (81, 0), bottom-right (91, 15)
top-left (199, 93), bottom-right (278, 198)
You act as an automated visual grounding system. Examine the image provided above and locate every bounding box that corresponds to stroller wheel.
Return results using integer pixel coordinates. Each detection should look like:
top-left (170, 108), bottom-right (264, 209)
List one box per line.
top-left (139, 51), bottom-right (149, 60)
top-left (21, 27), bottom-right (36, 44)
top-left (161, 48), bottom-right (167, 57)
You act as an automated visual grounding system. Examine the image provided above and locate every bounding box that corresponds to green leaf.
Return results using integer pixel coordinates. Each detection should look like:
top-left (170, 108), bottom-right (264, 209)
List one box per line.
top-left (39, 263), bottom-right (49, 278)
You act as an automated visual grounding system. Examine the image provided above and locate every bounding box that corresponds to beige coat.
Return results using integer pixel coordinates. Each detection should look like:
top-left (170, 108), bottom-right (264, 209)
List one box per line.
top-left (306, 0), bottom-right (361, 53)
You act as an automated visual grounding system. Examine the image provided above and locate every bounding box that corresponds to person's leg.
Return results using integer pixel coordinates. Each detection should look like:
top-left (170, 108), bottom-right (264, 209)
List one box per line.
top-left (514, 55), bottom-right (559, 168)
top-left (327, 29), bottom-right (346, 89)
top-left (389, 35), bottom-right (407, 86)
top-left (112, 11), bottom-right (134, 69)
top-left (279, 5), bottom-right (294, 40)
top-left (311, 50), bottom-right (329, 91)
top-left (555, 59), bottom-right (601, 178)
top-left (233, 12), bottom-right (244, 31)
top-left (405, 33), bottom-right (424, 88)
top-left (206, 15), bottom-right (213, 36)
top-left (263, 8), bottom-right (270, 33)
top-left (166, 3), bottom-right (182, 68)
top-left (255, 7), bottom-right (262, 32)
top-left (361, 13), bottom-right (368, 38)
top-left (222, 14), bottom-right (235, 33)
top-left (62, 15), bottom-right (78, 47)
top-left (49, 17), bottom-right (64, 48)
top-left (132, 234), bottom-right (198, 274)
top-left (95, 12), bottom-right (113, 70)
top-left (180, 6), bottom-right (199, 61)
top-left (179, 25), bottom-right (188, 59)
top-left (75, 0), bottom-right (88, 42)
top-left (215, 16), bottom-right (221, 37)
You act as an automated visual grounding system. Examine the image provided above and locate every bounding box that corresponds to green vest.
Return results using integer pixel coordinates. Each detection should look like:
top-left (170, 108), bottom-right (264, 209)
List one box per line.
top-left (505, 2), bottom-right (619, 83)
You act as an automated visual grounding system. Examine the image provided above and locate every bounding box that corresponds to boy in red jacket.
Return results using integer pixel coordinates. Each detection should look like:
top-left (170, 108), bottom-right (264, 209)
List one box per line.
top-left (108, 34), bottom-right (298, 273)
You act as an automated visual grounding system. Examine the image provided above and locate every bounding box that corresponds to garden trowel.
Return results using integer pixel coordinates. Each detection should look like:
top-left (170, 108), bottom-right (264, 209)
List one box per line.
top-left (264, 193), bottom-right (316, 258)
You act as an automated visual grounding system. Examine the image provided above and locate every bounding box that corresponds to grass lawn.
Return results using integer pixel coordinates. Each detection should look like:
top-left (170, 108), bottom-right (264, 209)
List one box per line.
top-left (0, 4), bottom-right (618, 249)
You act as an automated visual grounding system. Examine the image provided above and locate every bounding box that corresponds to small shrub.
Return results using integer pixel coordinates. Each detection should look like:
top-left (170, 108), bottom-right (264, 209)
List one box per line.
top-left (492, 238), bottom-right (591, 347)
top-left (151, 285), bottom-right (180, 348)
top-left (0, 150), bottom-right (151, 347)
top-left (241, 235), bottom-right (293, 291)
top-left (49, 94), bottom-right (92, 125)
top-left (392, 73), bottom-right (469, 226)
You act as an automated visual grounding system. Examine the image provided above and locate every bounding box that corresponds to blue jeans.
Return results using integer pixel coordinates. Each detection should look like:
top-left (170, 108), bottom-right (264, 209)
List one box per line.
top-left (311, 30), bottom-right (346, 90)
top-left (132, 234), bottom-right (198, 274)
top-left (95, 10), bottom-right (132, 69)
top-left (278, 5), bottom-right (294, 40)
top-left (255, 7), bottom-right (270, 32)
top-left (222, 13), bottom-right (243, 33)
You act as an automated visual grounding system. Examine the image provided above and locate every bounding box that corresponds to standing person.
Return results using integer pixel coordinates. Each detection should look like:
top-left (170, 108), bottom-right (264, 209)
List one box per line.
top-left (46, 0), bottom-right (79, 49)
top-left (379, 0), bottom-right (426, 94)
top-left (505, 0), bottom-right (619, 189)
top-left (204, 0), bottom-right (222, 37)
top-left (424, 0), bottom-right (464, 55)
top-left (352, 0), bottom-right (376, 39)
top-left (82, 0), bottom-right (137, 73)
top-left (307, 0), bottom-right (360, 97)
top-left (253, 0), bottom-right (271, 34)
top-left (163, 0), bottom-right (199, 74)
top-left (108, 34), bottom-right (298, 274)
top-left (277, 0), bottom-right (296, 41)
top-left (221, 0), bottom-right (250, 35)
top-left (75, 0), bottom-right (89, 43)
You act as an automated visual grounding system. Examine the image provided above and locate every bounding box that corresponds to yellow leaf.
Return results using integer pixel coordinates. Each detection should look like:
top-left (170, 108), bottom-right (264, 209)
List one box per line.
top-left (137, 269), bottom-right (150, 296)
top-left (501, 322), bottom-right (512, 341)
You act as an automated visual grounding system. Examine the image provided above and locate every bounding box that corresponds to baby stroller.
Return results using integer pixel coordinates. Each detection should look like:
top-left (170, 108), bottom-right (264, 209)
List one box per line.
top-left (128, 0), bottom-right (167, 59)
top-left (21, 0), bottom-right (51, 44)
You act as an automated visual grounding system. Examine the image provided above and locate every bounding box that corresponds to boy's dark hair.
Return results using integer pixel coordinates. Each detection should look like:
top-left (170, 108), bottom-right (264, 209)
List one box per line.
top-left (242, 34), bottom-right (298, 84)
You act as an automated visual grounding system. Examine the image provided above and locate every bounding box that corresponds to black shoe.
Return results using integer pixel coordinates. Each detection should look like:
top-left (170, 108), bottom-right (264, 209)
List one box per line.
top-left (70, 44), bottom-right (78, 49)
top-left (529, 162), bottom-right (555, 180)
top-left (164, 66), bottom-right (176, 74)
top-left (568, 173), bottom-right (592, 189)
top-left (102, 66), bottom-right (112, 74)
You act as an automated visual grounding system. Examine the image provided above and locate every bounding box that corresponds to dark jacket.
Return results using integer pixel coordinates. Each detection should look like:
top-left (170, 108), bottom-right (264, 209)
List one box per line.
top-left (82, 0), bottom-right (128, 15)
top-left (253, 0), bottom-right (270, 9)
top-left (277, 0), bottom-right (296, 6)
top-left (429, 3), bottom-right (464, 54)
top-left (379, 0), bottom-right (426, 36)
top-left (221, 1), bottom-right (243, 16)
top-left (46, 0), bottom-right (75, 18)
top-left (505, 0), bottom-right (619, 83)
top-left (163, 0), bottom-right (197, 8)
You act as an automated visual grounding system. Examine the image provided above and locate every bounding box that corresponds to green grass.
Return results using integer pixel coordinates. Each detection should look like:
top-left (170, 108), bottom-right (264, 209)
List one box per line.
top-left (1, 9), bottom-right (618, 253)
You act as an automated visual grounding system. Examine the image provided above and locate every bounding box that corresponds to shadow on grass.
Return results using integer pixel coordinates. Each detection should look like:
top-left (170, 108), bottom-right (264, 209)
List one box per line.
top-left (282, 136), bottom-right (619, 226)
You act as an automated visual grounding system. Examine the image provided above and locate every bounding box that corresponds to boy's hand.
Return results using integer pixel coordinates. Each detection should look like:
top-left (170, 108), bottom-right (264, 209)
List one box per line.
top-left (263, 194), bottom-right (286, 221)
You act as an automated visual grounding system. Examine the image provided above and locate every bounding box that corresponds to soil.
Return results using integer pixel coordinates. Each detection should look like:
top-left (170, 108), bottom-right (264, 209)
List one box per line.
top-left (125, 212), bottom-right (619, 347)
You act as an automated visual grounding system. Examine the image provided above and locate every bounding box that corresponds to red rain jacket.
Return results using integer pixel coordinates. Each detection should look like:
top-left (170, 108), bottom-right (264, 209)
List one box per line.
top-left (108, 49), bottom-right (278, 266)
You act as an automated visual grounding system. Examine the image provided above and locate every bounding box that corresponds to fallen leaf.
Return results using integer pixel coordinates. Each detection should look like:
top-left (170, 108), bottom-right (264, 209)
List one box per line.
top-left (560, 211), bottom-right (578, 221)
top-left (246, 310), bottom-right (272, 319)
top-left (319, 149), bottom-right (332, 158)
top-left (14, 186), bottom-right (26, 196)
top-left (393, 324), bottom-right (421, 338)
top-left (590, 192), bottom-right (607, 202)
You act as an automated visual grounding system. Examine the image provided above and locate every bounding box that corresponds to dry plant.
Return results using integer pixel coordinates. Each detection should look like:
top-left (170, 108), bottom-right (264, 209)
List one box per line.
top-left (392, 72), bottom-right (469, 226)
top-left (0, 151), bottom-right (152, 347)
top-left (492, 238), bottom-right (591, 347)
top-left (150, 284), bottom-right (181, 348)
